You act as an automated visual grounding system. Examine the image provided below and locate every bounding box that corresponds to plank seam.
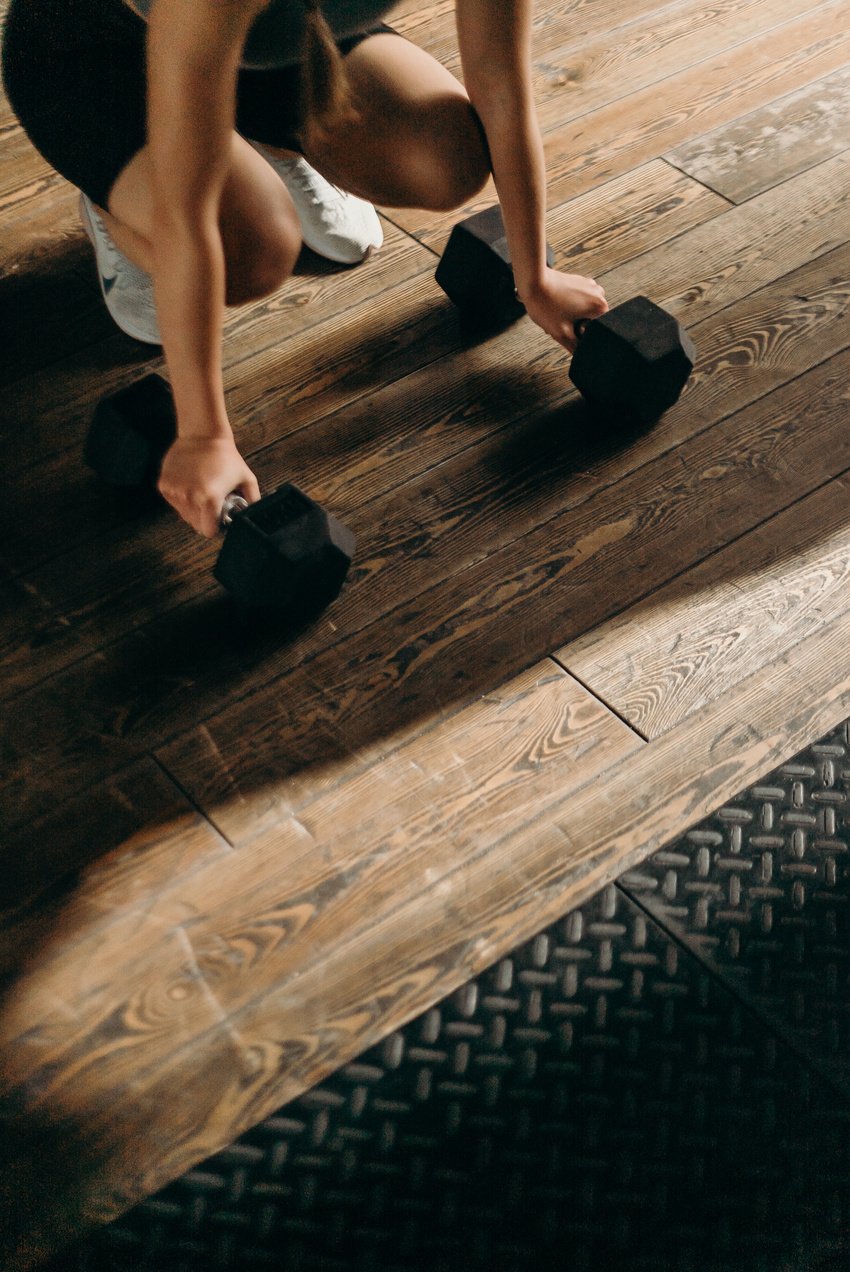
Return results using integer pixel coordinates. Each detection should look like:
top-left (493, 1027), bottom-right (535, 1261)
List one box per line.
top-left (658, 155), bottom-right (736, 205)
top-left (616, 874), bottom-right (850, 1108)
top-left (555, 464), bottom-right (850, 700)
top-left (2, 298), bottom-right (849, 723)
top-left (546, 660), bottom-right (650, 743)
top-left (73, 616), bottom-right (850, 1208)
top-left (148, 751), bottom-right (237, 851)
top-left (728, 142), bottom-right (850, 207)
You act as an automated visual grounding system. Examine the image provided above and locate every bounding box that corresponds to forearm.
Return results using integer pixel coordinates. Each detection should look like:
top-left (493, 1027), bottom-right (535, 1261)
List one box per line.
top-left (151, 218), bottom-right (230, 441)
top-left (457, 0), bottom-right (549, 296)
top-left (144, 0), bottom-right (265, 443)
top-left (150, 219), bottom-right (261, 536)
top-left (474, 93), bottom-right (549, 299)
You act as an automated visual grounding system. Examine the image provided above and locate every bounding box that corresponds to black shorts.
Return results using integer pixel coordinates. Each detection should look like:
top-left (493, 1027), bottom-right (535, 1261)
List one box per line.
top-left (2, 0), bottom-right (393, 208)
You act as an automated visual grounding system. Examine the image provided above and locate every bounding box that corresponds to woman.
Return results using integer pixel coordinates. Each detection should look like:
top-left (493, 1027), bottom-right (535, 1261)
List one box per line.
top-left (3, 0), bottom-right (608, 537)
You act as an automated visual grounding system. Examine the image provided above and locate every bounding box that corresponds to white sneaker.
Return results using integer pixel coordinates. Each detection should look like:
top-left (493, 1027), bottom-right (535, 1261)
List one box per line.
top-left (254, 148), bottom-right (383, 266)
top-left (79, 193), bottom-right (161, 345)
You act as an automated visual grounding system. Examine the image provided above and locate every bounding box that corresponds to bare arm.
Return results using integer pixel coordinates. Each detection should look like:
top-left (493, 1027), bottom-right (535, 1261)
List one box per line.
top-left (455, 0), bottom-right (607, 348)
top-left (144, 0), bottom-right (265, 534)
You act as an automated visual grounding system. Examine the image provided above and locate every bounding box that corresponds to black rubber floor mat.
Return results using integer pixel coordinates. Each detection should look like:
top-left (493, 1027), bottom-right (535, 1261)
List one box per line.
top-left (619, 719), bottom-right (850, 1095)
top-left (62, 885), bottom-right (850, 1272)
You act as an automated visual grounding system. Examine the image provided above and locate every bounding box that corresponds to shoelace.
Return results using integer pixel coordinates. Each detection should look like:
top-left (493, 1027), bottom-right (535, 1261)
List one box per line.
top-left (280, 158), bottom-right (347, 211)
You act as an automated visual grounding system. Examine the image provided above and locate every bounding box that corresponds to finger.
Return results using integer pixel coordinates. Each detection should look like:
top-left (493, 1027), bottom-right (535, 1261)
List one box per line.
top-left (560, 323), bottom-right (578, 353)
top-left (170, 499), bottom-right (206, 537)
top-left (159, 488), bottom-right (186, 523)
top-left (239, 473), bottom-right (261, 504)
top-left (199, 505), bottom-right (221, 539)
top-left (184, 491), bottom-right (222, 539)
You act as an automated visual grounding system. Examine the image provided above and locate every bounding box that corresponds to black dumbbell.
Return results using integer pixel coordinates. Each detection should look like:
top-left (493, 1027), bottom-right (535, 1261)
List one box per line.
top-left (435, 204), bottom-right (555, 328)
top-left (436, 206), bottom-right (695, 425)
top-left (570, 296), bottom-right (696, 426)
top-left (84, 374), bottom-right (355, 616)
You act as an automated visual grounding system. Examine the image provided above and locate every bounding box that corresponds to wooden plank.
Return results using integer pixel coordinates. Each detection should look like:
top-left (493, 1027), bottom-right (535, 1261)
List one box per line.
top-left (388, 0), bottom-right (831, 141)
top-left (1, 1), bottom-right (848, 1264)
top-left (8, 132), bottom-right (847, 502)
top-left (389, 0), bottom-right (850, 249)
top-left (151, 345), bottom-right (850, 843)
top-left (0, 223), bottom-right (447, 583)
top-left (0, 0), bottom-right (705, 215)
top-left (0, 289), bottom-right (798, 698)
top-left (0, 175), bottom-right (79, 257)
top-left (598, 149), bottom-right (850, 329)
top-left (665, 68), bottom-right (850, 203)
top-left (0, 756), bottom-right (232, 963)
top-left (1, 159), bottom-right (721, 472)
top-left (556, 474), bottom-right (850, 739)
top-left (1, 668), bottom-right (640, 1064)
top-left (1, 218), bottom-right (432, 448)
top-left (6, 0), bottom-right (697, 381)
top-left (2, 244), bottom-right (848, 835)
top-left (524, 158), bottom-right (728, 273)
top-left (0, 665), bottom-right (640, 1269)
top-left (6, 607), bottom-right (850, 1269)
top-left (0, 124), bottom-right (56, 204)
top-left (389, 0), bottom-right (687, 49)
top-left (543, 0), bottom-right (850, 200)
top-left (0, 161), bottom-right (722, 657)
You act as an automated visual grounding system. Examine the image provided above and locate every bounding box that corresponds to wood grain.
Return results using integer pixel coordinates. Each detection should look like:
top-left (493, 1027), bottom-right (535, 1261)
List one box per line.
top-left (0, 757), bottom-right (230, 965)
top-left (2, 245), bottom-right (848, 840)
top-left (0, 160), bottom-right (724, 692)
top-left (665, 67), bottom-right (850, 203)
top-left (7, 605), bottom-right (850, 1269)
top-left (153, 332), bottom-right (850, 842)
top-left (599, 148), bottom-right (850, 328)
top-left (0, 158), bottom-right (723, 577)
top-left (3, 0), bottom-right (850, 1263)
top-left (555, 473), bottom-right (850, 739)
top-left (389, 0), bottom-right (850, 247)
top-left (1, 666), bottom-right (640, 1268)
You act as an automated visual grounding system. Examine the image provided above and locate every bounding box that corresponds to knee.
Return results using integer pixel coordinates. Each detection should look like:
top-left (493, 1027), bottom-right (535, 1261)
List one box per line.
top-left (415, 98), bottom-right (491, 212)
top-left (223, 207), bottom-right (301, 306)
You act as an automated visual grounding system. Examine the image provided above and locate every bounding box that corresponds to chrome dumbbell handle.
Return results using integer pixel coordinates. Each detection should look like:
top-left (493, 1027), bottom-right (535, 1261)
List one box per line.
top-left (220, 492), bottom-right (249, 529)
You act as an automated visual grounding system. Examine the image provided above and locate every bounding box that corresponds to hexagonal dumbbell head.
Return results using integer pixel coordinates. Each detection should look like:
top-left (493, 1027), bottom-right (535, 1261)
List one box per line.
top-left (214, 484), bottom-right (356, 616)
top-left (436, 205), bottom-right (555, 328)
top-left (84, 373), bottom-right (176, 487)
top-left (569, 296), bottom-right (696, 426)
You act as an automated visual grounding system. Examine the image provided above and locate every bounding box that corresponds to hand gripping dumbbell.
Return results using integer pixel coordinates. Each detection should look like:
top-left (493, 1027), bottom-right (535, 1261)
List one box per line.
top-left (569, 296), bottom-right (696, 426)
top-left (84, 373), bottom-right (355, 616)
top-left (436, 206), bottom-right (695, 425)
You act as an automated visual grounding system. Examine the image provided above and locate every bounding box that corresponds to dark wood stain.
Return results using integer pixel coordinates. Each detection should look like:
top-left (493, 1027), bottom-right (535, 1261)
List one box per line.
top-left (2, 0), bottom-right (849, 1265)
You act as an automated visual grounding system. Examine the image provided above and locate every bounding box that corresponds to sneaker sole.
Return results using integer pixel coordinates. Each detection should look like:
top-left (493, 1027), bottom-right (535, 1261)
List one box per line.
top-left (79, 194), bottom-right (162, 346)
top-left (299, 225), bottom-right (384, 267)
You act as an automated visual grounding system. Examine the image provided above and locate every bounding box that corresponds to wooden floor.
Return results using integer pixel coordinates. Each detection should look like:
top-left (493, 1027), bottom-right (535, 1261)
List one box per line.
top-left (2, 0), bottom-right (850, 1265)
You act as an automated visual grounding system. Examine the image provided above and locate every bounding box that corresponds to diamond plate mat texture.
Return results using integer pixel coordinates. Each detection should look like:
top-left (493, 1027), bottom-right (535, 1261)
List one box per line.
top-left (56, 724), bottom-right (850, 1272)
top-left (620, 719), bottom-right (850, 1092)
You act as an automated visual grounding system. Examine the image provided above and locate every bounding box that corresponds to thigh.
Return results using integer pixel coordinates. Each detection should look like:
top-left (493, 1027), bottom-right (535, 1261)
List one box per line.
top-left (303, 33), bottom-right (491, 210)
top-left (234, 26), bottom-right (386, 151)
top-left (107, 133), bottom-right (303, 298)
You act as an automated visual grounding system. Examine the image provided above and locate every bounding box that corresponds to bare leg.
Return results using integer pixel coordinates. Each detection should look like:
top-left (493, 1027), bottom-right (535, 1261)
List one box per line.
top-left (104, 132), bottom-right (303, 305)
top-left (296, 33), bottom-right (491, 210)
top-left (97, 36), bottom-right (489, 294)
